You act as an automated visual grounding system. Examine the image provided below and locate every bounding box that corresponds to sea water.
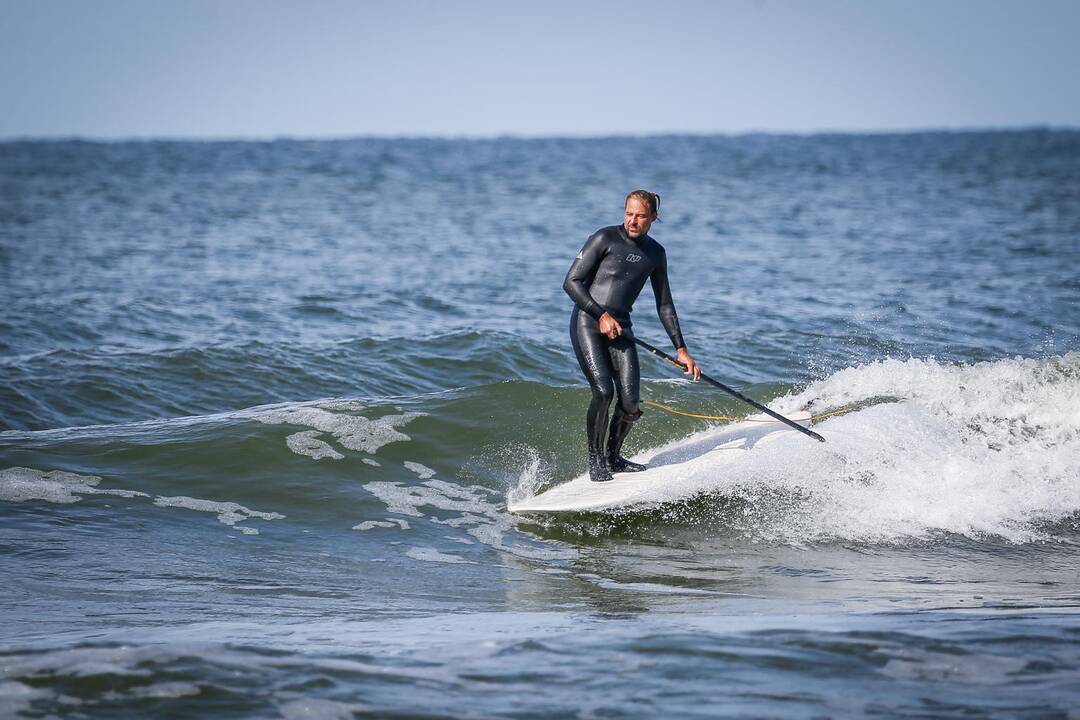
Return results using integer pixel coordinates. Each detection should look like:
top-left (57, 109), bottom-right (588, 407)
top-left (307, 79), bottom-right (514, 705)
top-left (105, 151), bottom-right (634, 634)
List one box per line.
top-left (1, 132), bottom-right (1079, 718)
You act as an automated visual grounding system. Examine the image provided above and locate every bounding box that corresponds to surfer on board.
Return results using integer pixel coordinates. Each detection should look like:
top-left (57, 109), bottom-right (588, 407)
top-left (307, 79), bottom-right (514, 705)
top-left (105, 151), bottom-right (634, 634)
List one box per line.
top-left (564, 190), bottom-right (700, 482)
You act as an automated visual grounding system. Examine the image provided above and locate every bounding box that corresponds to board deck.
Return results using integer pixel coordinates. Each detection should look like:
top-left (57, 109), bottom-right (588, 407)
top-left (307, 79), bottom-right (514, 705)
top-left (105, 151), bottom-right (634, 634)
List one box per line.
top-left (508, 410), bottom-right (813, 514)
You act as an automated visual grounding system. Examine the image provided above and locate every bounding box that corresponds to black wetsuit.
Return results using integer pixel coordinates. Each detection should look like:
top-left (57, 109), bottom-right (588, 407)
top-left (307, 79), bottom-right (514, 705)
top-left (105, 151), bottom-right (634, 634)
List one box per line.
top-left (563, 225), bottom-right (685, 475)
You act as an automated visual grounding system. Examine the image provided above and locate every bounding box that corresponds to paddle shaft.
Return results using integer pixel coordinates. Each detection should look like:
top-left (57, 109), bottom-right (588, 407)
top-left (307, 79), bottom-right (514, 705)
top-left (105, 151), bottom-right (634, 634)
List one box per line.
top-left (631, 336), bottom-right (826, 443)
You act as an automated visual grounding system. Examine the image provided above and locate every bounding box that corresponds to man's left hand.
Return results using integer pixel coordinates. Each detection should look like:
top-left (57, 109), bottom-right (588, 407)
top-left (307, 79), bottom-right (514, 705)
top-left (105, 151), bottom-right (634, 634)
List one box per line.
top-left (676, 347), bottom-right (701, 381)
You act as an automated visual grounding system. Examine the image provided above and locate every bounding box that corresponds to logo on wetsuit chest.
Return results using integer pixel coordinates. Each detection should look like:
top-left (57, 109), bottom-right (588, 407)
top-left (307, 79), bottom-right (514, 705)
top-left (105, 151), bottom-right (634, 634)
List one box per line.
top-left (625, 253), bottom-right (643, 263)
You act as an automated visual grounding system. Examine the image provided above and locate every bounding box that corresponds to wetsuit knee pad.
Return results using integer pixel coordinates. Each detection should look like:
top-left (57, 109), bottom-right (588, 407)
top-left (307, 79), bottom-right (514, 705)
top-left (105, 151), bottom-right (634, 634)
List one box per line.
top-left (616, 406), bottom-right (643, 422)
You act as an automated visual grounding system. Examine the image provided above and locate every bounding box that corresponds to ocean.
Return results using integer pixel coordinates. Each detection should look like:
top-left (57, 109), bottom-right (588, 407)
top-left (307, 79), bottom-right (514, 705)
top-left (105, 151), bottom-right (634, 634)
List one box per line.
top-left (1, 131), bottom-right (1079, 718)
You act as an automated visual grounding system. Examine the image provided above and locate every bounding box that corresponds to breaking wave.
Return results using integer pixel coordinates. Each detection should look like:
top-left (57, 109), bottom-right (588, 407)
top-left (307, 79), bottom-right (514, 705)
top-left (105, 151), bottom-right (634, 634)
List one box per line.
top-left (513, 353), bottom-right (1080, 545)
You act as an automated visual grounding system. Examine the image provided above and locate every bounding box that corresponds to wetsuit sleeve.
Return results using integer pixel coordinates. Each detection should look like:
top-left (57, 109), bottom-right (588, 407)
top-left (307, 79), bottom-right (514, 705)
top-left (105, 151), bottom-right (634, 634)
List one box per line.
top-left (651, 249), bottom-right (686, 349)
top-left (563, 233), bottom-right (608, 320)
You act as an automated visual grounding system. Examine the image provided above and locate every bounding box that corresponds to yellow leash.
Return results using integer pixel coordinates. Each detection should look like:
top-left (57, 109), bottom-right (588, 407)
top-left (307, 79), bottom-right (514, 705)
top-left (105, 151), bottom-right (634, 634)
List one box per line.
top-left (642, 399), bottom-right (852, 424)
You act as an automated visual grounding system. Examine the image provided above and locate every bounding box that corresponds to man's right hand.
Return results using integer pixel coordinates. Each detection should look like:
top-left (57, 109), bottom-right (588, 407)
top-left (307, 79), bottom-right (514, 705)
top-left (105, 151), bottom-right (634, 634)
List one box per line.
top-left (598, 312), bottom-right (622, 340)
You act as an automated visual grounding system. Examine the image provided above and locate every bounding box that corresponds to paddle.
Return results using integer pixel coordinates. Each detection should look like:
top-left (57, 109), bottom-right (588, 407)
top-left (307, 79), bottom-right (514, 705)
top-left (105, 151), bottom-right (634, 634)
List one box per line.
top-left (631, 336), bottom-right (826, 443)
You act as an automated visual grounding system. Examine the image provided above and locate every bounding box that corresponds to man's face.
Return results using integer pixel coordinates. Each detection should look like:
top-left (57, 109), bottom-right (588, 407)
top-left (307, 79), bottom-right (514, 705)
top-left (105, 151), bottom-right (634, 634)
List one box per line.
top-left (623, 197), bottom-right (656, 238)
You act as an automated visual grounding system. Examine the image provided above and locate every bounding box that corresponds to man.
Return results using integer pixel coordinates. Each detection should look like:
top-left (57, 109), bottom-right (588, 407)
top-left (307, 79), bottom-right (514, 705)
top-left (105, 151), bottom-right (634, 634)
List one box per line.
top-left (563, 190), bottom-right (700, 483)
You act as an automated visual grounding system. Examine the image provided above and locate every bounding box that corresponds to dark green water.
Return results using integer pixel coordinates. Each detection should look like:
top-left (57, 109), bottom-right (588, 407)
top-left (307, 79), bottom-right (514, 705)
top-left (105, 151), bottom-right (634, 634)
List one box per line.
top-left (2, 132), bottom-right (1079, 718)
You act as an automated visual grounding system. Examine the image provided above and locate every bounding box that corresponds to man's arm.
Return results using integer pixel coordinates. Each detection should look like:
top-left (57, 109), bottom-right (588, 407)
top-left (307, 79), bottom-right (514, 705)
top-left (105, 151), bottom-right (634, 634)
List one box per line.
top-left (563, 232), bottom-right (608, 320)
top-left (651, 249), bottom-right (700, 379)
top-left (650, 249), bottom-right (685, 349)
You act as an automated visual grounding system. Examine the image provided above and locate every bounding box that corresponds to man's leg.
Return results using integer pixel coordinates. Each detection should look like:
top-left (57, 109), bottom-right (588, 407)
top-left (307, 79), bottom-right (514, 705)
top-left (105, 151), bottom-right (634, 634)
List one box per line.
top-left (570, 310), bottom-right (615, 482)
top-left (607, 336), bottom-right (646, 473)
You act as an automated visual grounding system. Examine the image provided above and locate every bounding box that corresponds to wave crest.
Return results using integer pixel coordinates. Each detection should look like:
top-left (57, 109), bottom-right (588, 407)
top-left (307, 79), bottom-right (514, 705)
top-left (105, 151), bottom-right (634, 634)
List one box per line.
top-left (704, 354), bottom-right (1080, 543)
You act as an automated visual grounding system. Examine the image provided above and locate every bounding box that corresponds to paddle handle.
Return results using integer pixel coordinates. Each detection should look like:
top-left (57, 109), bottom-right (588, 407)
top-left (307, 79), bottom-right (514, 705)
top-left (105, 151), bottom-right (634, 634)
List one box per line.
top-left (631, 337), bottom-right (826, 443)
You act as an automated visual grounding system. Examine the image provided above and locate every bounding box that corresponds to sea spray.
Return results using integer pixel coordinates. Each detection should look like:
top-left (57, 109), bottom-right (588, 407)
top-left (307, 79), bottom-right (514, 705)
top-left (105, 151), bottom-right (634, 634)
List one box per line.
top-left (512, 354), bottom-right (1080, 545)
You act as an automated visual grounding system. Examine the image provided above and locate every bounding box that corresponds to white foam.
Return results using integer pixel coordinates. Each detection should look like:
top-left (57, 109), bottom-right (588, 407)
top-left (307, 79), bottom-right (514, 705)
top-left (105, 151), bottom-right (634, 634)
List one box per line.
top-left (278, 698), bottom-right (370, 720)
top-left (154, 496), bottom-right (285, 535)
top-left (363, 475), bottom-right (573, 561)
top-left (405, 546), bottom-right (472, 564)
top-left (362, 458), bottom-right (381, 467)
top-left (127, 682), bottom-right (201, 699)
top-left (403, 461), bottom-right (435, 479)
top-left (352, 518), bottom-right (410, 531)
top-left (881, 651), bottom-right (1028, 684)
top-left (2, 467), bottom-right (286, 537)
top-left (285, 431), bottom-right (344, 460)
top-left (0, 467), bottom-right (149, 504)
top-left (257, 406), bottom-right (422, 454)
top-left (578, 354), bottom-right (1080, 544)
top-left (0, 647), bottom-right (210, 711)
top-left (0, 645), bottom-right (175, 680)
top-left (362, 482), bottom-right (428, 518)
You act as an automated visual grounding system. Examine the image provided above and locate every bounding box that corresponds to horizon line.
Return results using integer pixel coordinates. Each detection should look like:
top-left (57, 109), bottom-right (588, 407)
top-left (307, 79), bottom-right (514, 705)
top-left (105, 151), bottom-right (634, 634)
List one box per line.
top-left (2, 124), bottom-right (1078, 145)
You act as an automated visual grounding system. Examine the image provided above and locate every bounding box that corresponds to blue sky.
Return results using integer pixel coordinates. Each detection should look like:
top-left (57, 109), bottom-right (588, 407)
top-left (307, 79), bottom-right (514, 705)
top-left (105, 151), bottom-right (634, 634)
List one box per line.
top-left (2, 0), bottom-right (1078, 139)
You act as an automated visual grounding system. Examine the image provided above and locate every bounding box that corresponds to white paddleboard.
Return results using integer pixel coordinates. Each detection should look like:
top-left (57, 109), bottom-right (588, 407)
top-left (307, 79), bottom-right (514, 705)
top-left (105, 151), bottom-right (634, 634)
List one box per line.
top-left (508, 410), bottom-right (813, 514)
